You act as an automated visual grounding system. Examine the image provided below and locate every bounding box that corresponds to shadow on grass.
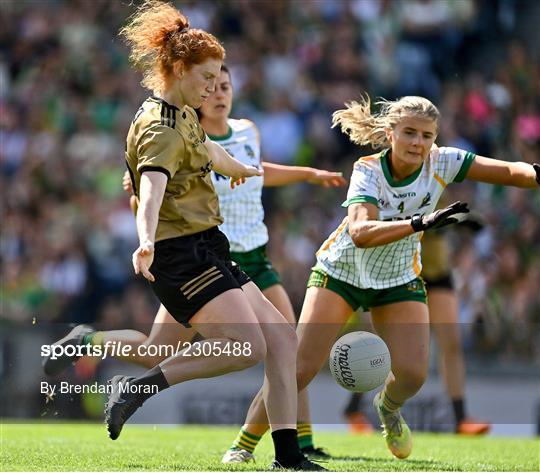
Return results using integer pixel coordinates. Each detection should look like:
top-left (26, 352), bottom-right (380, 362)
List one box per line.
top-left (164, 457), bottom-right (451, 473)
top-left (330, 454), bottom-right (447, 469)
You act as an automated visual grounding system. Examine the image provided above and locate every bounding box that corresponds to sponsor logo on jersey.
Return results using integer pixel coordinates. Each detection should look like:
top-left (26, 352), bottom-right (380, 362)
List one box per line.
top-left (188, 124), bottom-right (205, 147)
top-left (392, 192), bottom-right (416, 199)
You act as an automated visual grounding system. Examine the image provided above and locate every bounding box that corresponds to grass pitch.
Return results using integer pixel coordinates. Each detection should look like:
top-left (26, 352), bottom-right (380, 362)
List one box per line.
top-left (1, 423), bottom-right (538, 471)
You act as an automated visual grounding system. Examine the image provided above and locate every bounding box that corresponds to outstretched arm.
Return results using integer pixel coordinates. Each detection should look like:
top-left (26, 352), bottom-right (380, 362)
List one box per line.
top-left (205, 139), bottom-right (261, 182)
top-left (262, 162), bottom-right (347, 188)
top-left (465, 156), bottom-right (539, 188)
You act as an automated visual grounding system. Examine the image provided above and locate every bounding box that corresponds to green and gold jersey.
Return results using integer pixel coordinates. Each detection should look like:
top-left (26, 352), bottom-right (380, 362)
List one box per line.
top-left (125, 96), bottom-right (223, 242)
top-left (317, 147), bottom-right (475, 289)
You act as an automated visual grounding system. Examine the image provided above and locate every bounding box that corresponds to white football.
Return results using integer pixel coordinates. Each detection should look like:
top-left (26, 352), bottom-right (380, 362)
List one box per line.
top-left (329, 331), bottom-right (391, 393)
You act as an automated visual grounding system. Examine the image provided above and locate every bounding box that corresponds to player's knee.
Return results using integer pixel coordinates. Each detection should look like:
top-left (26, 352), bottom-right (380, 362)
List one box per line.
top-left (394, 365), bottom-right (427, 394)
top-left (264, 322), bottom-right (297, 359)
top-left (274, 324), bottom-right (298, 355)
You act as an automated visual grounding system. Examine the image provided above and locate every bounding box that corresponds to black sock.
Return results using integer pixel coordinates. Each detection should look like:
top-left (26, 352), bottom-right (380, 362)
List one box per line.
top-left (344, 392), bottom-right (364, 415)
top-left (272, 428), bottom-right (304, 466)
top-left (452, 398), bottom-right (465, 425)
top-left (131, 365), bottom-right (169, 404)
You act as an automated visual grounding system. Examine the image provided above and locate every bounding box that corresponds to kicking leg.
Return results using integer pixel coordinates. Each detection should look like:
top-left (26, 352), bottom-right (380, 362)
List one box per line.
top-left (105, 288), bottom-right (268, 440)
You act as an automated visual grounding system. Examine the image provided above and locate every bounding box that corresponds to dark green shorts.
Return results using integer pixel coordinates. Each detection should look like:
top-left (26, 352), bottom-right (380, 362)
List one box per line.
top-left (307, 266), bottom-right (427, 312)
top-left (231, 245), bottom-right (281, 291)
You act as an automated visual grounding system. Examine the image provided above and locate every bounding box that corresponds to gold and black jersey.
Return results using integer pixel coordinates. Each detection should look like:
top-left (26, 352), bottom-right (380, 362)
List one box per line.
top-left (125, 96), bottom-right (223, 241)
top-left (421, 197), bottom-right (451, 280)
top-left (420, 231), bottom-right (451, 280)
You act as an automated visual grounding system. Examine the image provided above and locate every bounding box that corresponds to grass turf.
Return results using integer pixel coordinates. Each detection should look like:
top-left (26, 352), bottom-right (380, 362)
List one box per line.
top-left (1, 423), bottom-right (538, 471)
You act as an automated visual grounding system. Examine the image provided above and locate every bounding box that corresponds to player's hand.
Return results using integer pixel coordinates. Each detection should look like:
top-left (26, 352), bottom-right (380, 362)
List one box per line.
top-left (457, 211), bottom-right (484, 233)
top-left (230, 176), bottom-right (246, 189)
top-left (132, 241), bottom-right (155, 282)
top-left (411, 201), bottom-right (469, 232)
top-left (230, 165), bottom-right (263, 189)
top-left (308, 170), bottom-right (347, 188)
top-left (129, 195), bottom-right (139, 215)
top-left (123, 170), bottom-right (133, 194)
top-left (533, 163), bottom-right (540, 186)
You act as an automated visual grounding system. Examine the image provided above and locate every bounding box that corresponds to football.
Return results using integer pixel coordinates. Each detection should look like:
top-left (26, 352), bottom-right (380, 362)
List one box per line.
top-left (329, 331), bottom-right (391, 393)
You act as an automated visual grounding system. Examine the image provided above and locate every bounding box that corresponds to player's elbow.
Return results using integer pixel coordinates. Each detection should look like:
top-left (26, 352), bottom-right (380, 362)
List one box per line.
top-left (349, 224), bottom-right (372, 248)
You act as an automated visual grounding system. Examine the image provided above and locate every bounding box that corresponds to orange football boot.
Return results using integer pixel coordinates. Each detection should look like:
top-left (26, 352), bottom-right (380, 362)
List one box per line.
top-left (457, 418), bottom-right (491, 435)
top-left (346, 412), bottom-right (374, 434)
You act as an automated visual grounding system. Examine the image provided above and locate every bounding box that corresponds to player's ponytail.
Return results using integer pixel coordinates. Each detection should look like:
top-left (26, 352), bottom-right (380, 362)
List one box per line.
top-left (332, 94), bottom-right (388, 149)
top-left (332, 94), bottom-right (440, 150)
top-left (119, 0), bottom-right (224, 94)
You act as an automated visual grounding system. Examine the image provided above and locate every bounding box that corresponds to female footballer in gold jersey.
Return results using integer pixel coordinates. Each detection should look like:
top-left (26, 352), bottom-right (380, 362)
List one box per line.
top-left (88, 1), bottom-right (322, 470)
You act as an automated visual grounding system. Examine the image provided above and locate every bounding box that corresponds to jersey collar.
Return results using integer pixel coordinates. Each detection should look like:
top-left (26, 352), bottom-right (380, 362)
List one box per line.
top-left (380, 148), bottom-right (423, 187)
top-left (149, 95), bottom-right (180, 110)
top-left (207, 125), bottom-right (233, 141)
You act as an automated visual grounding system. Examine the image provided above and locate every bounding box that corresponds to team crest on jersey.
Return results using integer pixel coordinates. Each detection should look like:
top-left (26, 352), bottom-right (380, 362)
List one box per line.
top-left (188, 124), bottom-right (205, 147)
top-left (406, 280), bottom-right (422, 292)
top-left (419, 193), bottom-right (432, 209)
top-left (199, 161), bottom-right (214, 177)
top-left (244, 144), bottom-right (255, 161)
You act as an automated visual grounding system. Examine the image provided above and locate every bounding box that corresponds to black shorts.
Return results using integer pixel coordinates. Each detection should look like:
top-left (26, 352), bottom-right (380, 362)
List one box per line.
top-left (423, 272), bottom-right (454, 291)
top-left (150, 227), bottom-right (251, 326)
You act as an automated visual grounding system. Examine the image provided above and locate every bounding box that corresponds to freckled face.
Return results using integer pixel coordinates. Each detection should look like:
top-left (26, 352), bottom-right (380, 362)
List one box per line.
top-left (178, 58), bottom-right (222, 108)
top-left (387, 115), bottom-right (438, 169)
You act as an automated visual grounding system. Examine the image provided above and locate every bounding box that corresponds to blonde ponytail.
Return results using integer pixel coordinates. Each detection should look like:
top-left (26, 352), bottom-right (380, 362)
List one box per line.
top-left (332, 95), bottom-right (440, 149)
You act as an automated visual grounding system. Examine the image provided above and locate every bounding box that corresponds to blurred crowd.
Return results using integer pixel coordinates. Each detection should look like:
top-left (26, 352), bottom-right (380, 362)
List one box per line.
top-left (1, 0), bottom-right (539, 364)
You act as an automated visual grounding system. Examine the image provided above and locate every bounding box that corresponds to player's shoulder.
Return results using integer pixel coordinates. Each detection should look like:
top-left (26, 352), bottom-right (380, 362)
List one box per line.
top-left (133, 97), bottom-right (183, 135)
top-left (430, 146), bottom-right (472, 162)
top-left (353, 152), bottom-right (382, 172)
top-left (427, 146), bottom-right (474, 173)
top-left (229, 118), bottom-right (258, 134)
top-left (228, 118), bottom-right (260, 144)
top-left (183, 105), bottom-right (199, 123)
